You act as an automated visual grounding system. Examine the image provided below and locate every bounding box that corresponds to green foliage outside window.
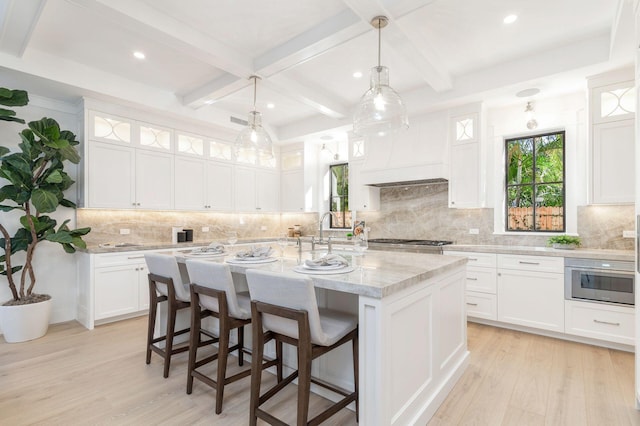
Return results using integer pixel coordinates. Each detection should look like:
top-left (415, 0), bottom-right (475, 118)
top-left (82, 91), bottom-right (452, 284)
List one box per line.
top-left (505, 131), bottom-right (565, 232)
top-left (329, 163), bottom-right (351, 229)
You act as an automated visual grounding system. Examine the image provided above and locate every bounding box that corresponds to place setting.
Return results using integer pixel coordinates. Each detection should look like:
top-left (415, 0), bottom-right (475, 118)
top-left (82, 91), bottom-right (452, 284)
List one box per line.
top-left (293, 253), bottom-right (355, 275)
top-left (183, 242), bottom-right (226, 258)
top-left (226, 245), bottom-right (277, 264)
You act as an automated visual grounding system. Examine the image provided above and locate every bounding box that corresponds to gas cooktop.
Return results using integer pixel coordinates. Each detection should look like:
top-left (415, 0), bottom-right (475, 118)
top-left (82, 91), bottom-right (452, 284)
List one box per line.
top-left (367, 239), bottom-right (453, 246)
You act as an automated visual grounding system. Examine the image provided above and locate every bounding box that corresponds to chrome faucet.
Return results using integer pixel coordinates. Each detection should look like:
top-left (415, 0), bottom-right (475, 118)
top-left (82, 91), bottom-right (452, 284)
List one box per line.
top-left (311, 235), bottom-right (332, 253)
top-left (318, 211), bottom-right (332, 243)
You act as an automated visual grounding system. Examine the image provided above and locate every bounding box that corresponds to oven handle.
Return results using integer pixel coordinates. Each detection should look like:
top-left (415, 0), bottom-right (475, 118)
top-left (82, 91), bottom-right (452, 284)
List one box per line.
top-left (566, 266), bottom-right (634, 276)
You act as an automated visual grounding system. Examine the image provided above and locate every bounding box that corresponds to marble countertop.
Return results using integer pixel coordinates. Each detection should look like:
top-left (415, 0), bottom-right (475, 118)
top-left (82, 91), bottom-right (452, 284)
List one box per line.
top-left (81, 238), bottom-right (278, 254)
top-left (443, 244), bottom-right (634, 262)
top-left (175, 249), bottom-right (467, 299)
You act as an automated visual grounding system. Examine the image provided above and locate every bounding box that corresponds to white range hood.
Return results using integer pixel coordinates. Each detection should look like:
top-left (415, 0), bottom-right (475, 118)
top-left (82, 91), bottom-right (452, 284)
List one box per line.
top-left (357, 110), bottom-right (449, 187)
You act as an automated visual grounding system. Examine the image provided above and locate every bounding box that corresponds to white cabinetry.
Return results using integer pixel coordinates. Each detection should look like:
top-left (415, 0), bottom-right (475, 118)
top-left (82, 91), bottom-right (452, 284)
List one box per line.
top-left (565, 300), bottom-right (634, 346)
top-left (174, 157), bottom-right (233, 211)
top-left (235, 166), bottom-right (279, 212)
top-left (87, 141), bottom-right (135, 208)
top-left (280, 145), bottom-right (310, 212)
top-left (497, 254), bottom-right (564, 333)
top-left (588, 70), bottom-right (635, 204)
top-left (448, 105), bottom-right (485, 208)
top-left (446, 251), bottom-right (496, 320)
top-left (348, 159), bottom-right (380, 211)
top-left (135, 149), bottom-right (173, 209)
top-left (78, 251), bottom-right (151, 329)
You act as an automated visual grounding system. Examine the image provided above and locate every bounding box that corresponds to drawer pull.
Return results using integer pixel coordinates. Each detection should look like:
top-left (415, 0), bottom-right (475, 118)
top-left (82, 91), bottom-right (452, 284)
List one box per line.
top-left (518, 261), bottom-right (540, 265)
top-left (466, 277), bottom-right (478, 281)
top-left (593, 319), bottom-right (620, 326)
top-left (466, 302), bottom-right (479, 306)
top-left (127, 256), bottom-right (145, 260)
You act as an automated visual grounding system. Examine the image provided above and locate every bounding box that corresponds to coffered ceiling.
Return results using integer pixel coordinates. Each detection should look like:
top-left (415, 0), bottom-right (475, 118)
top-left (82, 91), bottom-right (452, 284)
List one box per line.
top-left (0, 0), bottom-right (634, 143)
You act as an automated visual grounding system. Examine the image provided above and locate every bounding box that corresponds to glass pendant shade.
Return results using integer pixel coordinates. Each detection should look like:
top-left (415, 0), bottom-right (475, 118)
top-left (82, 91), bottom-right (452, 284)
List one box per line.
top-left (235, 110), bottom-right (273, 157)
top-left (353, 65), bottom-right (409, 136)
top-left (234, 76), bottom-right (274, 159)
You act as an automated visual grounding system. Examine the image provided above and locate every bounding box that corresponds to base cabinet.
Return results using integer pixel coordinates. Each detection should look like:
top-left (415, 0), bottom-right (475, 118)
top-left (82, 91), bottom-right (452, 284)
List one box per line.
top-left (79, 251), bottom-right (156, 329)
top-left (565, 300), bottom-right (634, 345)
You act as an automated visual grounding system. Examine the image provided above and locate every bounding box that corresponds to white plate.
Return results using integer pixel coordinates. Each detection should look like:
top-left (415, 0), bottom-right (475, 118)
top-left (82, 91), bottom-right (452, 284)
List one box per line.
top-left (293, 265), bottom-right (355, 275)
top-left (303, 263), bottom-right (347, 270)
top-left (184, 251), bottom-right (226, 257)
top-left (227, 257), bottom-right (278, 264)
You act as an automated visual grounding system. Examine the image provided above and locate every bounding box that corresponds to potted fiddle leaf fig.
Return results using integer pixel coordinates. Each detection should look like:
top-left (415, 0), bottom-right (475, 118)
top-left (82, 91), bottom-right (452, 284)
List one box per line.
top-left (0, 88), bottom-right (91, 342)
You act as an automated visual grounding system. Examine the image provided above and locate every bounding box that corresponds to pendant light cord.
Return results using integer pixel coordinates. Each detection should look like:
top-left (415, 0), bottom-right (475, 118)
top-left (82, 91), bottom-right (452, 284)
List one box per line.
top-left (377, 18), bottom-right (381, 68)
top-left (252, 76), bottom-right (257, 112)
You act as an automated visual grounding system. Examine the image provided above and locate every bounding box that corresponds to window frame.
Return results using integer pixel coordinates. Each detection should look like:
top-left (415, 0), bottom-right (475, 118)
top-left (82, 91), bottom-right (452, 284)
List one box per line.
top-left (504, 130), bottom-right (566, 233)
top-left (329, 162), bottom-right (351, 229)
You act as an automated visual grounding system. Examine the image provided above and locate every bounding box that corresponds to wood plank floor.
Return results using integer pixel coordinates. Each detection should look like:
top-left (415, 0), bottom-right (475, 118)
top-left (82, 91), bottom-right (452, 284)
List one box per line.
top-left (1, 318), bottom-right (638, 425)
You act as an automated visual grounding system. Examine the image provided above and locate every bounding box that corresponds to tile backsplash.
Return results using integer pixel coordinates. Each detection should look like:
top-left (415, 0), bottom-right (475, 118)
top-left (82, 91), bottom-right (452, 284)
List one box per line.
top-left (358, 184), bottom-right (634, 250)
top-left (78, 184), bottom-right (634, 250)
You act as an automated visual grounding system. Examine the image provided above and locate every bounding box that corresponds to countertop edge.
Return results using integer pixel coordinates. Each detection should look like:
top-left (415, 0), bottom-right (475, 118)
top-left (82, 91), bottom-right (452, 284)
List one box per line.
top-left (443, 244), bottom-right (634, 261)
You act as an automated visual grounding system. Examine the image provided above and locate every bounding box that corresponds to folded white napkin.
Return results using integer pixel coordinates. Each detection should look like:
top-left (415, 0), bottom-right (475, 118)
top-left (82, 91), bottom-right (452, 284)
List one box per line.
top-left (192, 242), bottom-right (225, 254)
top-left (304, 254), bottom-right (349, 268)
top-left (235, 246), bottom-right (273, 259)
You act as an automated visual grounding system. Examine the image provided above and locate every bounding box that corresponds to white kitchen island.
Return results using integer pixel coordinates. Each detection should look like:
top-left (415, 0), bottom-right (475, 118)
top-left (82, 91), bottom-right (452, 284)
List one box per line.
top-left (182, 249), bottom-right (469, 425)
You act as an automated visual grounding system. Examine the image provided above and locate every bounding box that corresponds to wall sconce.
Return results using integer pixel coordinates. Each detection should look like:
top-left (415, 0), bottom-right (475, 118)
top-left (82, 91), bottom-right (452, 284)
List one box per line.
top-left (525, 101), bottom-right (538, 129)
top-left (321, 143), bottom-right (339, 161)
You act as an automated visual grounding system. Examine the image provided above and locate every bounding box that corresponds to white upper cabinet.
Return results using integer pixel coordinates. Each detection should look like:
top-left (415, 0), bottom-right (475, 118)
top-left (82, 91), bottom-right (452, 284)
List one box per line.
top-left (448, 104), bottom-right (486, 209)
top-left (174, 156), bottom-right (206, 210)
top-left (87, 141), bottom-right (135, 208)
top-left (280, 143), bottom-right (318, 212)
top-left (588, 69), bottom-right (635, 204)
top-left (235, 166), bottom-right (279, 212)
top-left (135, 150), bottom-right (174, 209)
top-left (206, 162), bottom-right (234, 211)
top-left (349, 158), bottom-right (380, 211)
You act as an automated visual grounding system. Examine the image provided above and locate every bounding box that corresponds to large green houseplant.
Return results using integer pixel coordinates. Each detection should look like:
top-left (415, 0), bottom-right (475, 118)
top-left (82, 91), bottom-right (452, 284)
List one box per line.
top-left (0, 88), bottom-right (91, 342)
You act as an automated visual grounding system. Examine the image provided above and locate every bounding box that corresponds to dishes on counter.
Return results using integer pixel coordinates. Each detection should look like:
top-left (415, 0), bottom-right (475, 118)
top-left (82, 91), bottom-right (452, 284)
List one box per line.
top-left (226, 257), bottom-right (277, 264)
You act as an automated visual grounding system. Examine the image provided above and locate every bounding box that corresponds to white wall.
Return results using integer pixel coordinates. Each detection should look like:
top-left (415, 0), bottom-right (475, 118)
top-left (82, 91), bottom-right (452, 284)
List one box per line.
top-left (486, 92), bottom-right (587, 235)
top-left (0, 95), bottom-right (82, 331)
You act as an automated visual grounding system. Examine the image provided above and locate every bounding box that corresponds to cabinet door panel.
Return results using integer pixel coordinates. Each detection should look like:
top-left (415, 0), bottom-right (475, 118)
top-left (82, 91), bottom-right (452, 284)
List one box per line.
top-left (497, 270), bottom-right (564, 332)
top-left (94, 265), bottom-right (139, 320)
top-left (281, 170), bottom-right (305, 212)
top-left (174, 156), bottom-right (206, 210)
top-left (138, 263), bottom-right (149, 311)
top-left (88, 142), bottom-right (135, 208)
top-left (591, 120), bottom-right (634, 204)
top-left (136, 150), bottom-right (174, 209)
top-left (256, 170), bottom-right (279, 212)
top-left (449, 141), bottom-right (480, 208)
top-left (234, 167), bottom-right (256, 211)
top-left (207, 162), bottom-right (234, 211)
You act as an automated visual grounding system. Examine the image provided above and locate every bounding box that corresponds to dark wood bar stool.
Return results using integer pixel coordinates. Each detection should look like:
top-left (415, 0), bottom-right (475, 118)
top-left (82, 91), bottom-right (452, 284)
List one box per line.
top-left (185, 259), bottom-right (281, 414)
top-left (144, 253), bottom-right (201, 378)
top-left (246, 269), bottom-right (358, 426)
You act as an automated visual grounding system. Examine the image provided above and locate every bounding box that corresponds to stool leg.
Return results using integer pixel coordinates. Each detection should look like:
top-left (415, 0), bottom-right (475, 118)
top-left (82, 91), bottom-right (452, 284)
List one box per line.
top-left (163, 299), bottom-right (177, 378)
top-left (297, 343), bottom-right (312, 426)
top-left (276, 339), bottom-right (283, 382)
top-left (237, 325), bottom-right (244, 367)
top-left (186, 303), bottom-right (201, 394)
top-left (215, 320), bottom-right (230, 414)
top-left (146, 285), bottom-right (158, 365)
top-left (249, 322), bottom-right (264, 426)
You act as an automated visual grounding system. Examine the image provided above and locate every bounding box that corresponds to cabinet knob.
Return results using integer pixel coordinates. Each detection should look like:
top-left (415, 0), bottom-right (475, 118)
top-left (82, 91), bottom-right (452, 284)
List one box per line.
top-left (132, 202), bottom-right (136, 206)
top-left (451, 201), bottom-right (455, 205)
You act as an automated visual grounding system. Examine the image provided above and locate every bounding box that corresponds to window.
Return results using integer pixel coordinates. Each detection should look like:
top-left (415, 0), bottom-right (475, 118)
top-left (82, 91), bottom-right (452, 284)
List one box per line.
top-left (505, 131), bottom-right (565, 232)
top-left (329, 163), bottom-right (351, 229)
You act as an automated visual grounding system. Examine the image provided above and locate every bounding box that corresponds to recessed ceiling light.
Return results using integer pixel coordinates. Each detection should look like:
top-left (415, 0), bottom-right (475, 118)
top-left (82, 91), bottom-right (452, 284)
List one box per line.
top-left (503, 14), bottom-right (517, 24)
top-left (516, 88), bottom-right (540, 98)
top-left (266, 103), bottom-right (275, 109)
top-left (204, 100), bottom-right (214, 105)
top-left (133, 51), bottom-right (146, 60)
top-left (353, 71), bottom-right (363, 79)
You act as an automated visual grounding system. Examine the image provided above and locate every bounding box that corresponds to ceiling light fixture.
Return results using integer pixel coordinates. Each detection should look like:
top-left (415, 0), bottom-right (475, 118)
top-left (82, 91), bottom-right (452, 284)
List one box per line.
top-left (353, 16), bottom-right (408, 137)
top-left (235, 75), bottom-right (273, 159)
top-left (525, 101), bottom-right (538, 129)
top-left (266, 103), bottom-right (275, 109)
top-left (503, 14), bottom-right (518, 24)
top-left (133, 51), bottom-right (146, 60)
top-left (353, 71), bottom-right (363, 79)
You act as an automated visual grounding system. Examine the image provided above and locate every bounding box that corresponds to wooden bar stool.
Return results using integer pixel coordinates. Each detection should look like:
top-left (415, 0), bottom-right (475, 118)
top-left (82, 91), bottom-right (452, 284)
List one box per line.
top-left (185, 259), bottom-right (281, 414)
top-left (144, 253), bottom-right (204, 378)
top-left (246, 269), bottom-right (358, 426)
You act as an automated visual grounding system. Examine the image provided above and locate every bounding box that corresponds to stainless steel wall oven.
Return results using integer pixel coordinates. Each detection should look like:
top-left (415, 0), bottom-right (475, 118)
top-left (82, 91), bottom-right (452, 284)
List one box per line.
top-left (565, 258), bottom-right (634, 306)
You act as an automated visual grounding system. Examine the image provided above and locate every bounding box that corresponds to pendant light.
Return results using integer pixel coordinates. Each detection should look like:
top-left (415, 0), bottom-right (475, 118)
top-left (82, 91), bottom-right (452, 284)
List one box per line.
top-left (525, 101), bottom-right (538, 129)
top-left (235, 75), bottom-right (274, 159)
top-left (353, 16), bottom-right (409, 137)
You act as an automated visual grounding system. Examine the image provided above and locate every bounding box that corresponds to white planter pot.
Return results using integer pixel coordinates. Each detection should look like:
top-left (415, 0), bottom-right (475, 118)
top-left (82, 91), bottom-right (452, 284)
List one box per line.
top-left (0, 297), bottom-right (52, 343)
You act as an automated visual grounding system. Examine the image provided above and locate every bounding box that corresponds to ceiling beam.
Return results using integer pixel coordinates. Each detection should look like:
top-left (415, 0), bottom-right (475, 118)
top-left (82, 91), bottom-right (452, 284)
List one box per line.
top-left (340, 0), bottom-right (453, 92)
top-left (0, 0), bottom-right (46, 57)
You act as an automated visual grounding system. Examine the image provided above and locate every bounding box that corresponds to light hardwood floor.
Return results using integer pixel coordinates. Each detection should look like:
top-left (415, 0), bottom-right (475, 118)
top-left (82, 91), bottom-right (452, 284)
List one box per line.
top-left (1, 318), bottom-right (638, 425)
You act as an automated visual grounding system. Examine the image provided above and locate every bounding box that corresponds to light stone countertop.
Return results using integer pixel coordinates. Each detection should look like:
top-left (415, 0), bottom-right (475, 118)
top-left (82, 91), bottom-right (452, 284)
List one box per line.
top-left (81, 238), bottom-right (279, 254)
top-left (176, 249), bottom-right (467, 299)
top-left (444, 244), bottom-right (634, 262)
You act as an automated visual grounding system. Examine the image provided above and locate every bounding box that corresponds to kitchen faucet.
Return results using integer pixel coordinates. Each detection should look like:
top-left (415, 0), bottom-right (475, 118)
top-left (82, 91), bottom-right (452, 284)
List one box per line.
top-left (318, 211), bottom-right (332, 243)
